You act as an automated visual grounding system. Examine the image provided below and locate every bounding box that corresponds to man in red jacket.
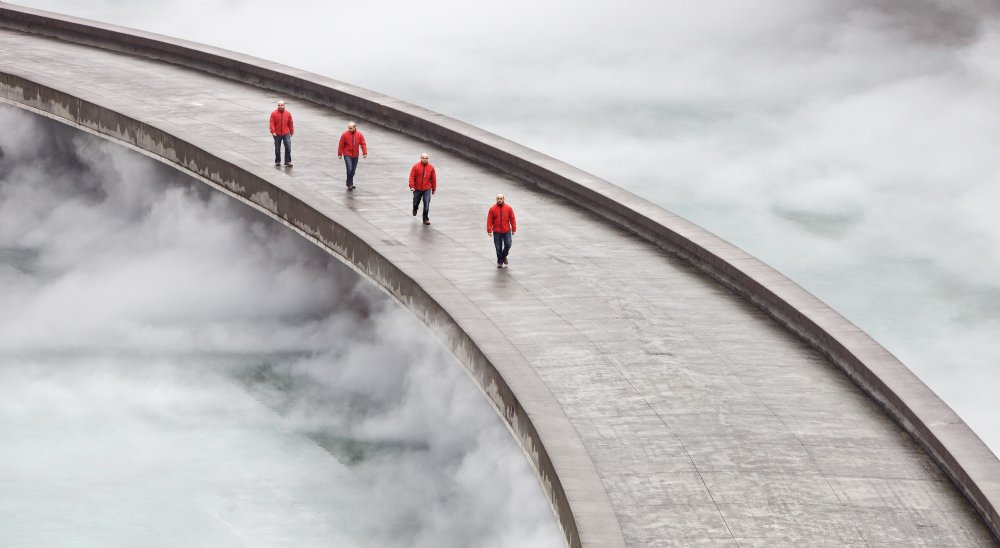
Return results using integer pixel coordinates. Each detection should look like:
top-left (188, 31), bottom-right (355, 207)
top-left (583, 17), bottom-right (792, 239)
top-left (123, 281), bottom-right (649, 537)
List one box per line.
top-left (268, 100), bottom-right (294, 167)
top-left (409, 153), bottom-right (437, 225)
top-left (486, 193), bottom-right (516, 268)
top-left (337, 121), bottom-right (368, 190)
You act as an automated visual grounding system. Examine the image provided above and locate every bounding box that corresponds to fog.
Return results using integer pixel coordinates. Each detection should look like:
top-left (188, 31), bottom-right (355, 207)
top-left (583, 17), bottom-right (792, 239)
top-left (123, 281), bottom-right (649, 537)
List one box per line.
top-left (17, 0), bottom-right (996, 452)
top-left (0, 107), bottom-right (561, 547)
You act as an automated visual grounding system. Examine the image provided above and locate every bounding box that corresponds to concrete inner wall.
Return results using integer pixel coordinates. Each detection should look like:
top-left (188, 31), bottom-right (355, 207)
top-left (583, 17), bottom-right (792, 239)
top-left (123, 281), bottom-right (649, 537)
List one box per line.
top-left (0, 75), bottom-right (590, 547)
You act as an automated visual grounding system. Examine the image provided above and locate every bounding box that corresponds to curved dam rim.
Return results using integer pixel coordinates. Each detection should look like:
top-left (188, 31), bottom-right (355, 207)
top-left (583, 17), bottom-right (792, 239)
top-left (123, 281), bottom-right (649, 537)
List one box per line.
top-left (1, 2), bottom-right (998, 544)
top-left (0, 80), bottom-right (600, 548)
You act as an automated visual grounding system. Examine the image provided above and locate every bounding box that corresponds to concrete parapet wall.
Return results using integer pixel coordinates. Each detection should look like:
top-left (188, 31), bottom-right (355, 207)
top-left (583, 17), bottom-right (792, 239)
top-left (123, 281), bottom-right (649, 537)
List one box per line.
top-left (0, 72), bottom-right (592, 546)
top-left (2, 3), bottom-right (998, 544)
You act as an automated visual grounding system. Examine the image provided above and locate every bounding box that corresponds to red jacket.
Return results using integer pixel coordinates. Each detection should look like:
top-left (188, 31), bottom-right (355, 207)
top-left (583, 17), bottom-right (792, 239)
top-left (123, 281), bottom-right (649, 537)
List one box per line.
top-left (487, 203), bottom-right (516, 233)
top-left (269, 109), bottom-right (294, 136)
top-left (409, 162), bottom-right (437, 192)
top-left (338, 130), bottom-right (368, 157)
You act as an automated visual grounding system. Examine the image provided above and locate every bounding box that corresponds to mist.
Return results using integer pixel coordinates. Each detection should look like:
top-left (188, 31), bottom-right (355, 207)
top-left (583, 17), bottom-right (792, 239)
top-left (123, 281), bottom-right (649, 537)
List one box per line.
top-left (0, 106), bottom-right (562, 547)
top-left (15, 0), bottom-right (997, 452)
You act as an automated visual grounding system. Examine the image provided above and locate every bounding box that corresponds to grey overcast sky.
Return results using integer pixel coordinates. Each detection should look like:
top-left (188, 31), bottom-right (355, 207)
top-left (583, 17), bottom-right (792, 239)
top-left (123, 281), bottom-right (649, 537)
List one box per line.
top-left (11, 0), bottom-right (1000, 458)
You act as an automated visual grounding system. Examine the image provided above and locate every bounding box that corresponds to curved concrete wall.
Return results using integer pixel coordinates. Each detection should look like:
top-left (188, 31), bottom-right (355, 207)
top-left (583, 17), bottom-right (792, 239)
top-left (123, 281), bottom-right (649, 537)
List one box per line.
top-left (0, 74), bottom-right (595, 546)
top-left (2, 3), bottom-right (998, 544)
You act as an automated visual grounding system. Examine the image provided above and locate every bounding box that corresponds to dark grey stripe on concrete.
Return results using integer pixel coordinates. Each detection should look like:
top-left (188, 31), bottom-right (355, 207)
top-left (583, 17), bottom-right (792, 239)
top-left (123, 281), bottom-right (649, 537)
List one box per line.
top-left (1, 3), bottom-right (998, 546)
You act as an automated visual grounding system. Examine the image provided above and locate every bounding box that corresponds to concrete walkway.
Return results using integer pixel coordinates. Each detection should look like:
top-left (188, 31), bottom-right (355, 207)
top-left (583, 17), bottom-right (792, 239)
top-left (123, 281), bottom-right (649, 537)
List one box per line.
top-left (1, 24), bottom-right (996, 547)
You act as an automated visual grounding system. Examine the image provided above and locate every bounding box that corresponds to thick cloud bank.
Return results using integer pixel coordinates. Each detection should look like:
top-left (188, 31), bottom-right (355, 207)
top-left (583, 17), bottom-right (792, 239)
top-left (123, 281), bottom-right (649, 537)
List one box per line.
top-left (0, 106), bottom-right (561, 547)
top-left (20, 0), bottom-right (998, 452)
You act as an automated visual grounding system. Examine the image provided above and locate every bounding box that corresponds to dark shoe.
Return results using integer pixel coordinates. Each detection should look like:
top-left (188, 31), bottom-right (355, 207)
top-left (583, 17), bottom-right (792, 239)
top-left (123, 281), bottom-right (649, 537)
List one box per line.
top-left (497, 264), bottom-right (503, 269)
top-left (284, 163), bottom-right (293, 167)
top-left (348, 186), bottom-right (355, 191)
top-left (412, 208), bottom-right (417, 216)
top-left (423, 220), bottom-right (430, 225)
top-left (274, 162), bottom-right (281, 166)
top-left (503, 256), bottom-right (508, 264)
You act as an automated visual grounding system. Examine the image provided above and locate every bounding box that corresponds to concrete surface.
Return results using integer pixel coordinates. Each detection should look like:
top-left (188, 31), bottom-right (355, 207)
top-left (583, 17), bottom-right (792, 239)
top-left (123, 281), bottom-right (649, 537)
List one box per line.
top-left (1, 4), bottom-right (999, 547)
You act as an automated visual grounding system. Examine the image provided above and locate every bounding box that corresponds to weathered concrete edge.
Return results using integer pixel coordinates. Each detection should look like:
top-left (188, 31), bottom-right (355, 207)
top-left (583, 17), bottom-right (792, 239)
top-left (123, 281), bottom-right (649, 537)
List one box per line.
top-left (2, 3), bottom-right (998, 541)
top-left (0, 74), bottom-right (615, 548)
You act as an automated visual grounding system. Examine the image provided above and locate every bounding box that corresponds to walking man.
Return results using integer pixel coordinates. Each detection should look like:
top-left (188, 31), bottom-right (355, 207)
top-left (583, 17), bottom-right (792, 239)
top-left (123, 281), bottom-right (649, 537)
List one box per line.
top-left (337, 121), bottom-right (368, 190)
top-left (486, 193), bottom-right (516, 268)
top-left (409, 153), bottom-right (437, 225)
top-left (269, 100), bottom-right (294, 167)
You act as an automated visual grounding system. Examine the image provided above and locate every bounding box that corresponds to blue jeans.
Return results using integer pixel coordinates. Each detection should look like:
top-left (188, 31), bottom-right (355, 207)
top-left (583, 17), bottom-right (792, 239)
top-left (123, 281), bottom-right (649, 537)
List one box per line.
top-left (493, 231), bottom-right (512, 264)
top-left (412, 189), bottom-right (432, 220)
top-left (344, 156), bottom-right (359, 186)
top-left (273, 134), bottom-right (291, 164)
